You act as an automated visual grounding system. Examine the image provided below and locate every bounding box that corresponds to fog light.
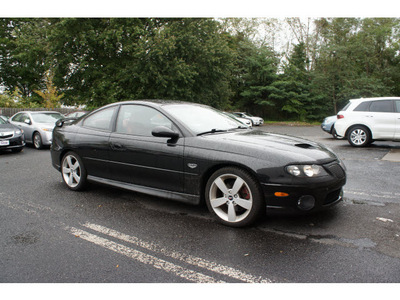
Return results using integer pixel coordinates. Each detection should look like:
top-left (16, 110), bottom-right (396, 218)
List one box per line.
top-left (297, 195), bottom-right (315, 211)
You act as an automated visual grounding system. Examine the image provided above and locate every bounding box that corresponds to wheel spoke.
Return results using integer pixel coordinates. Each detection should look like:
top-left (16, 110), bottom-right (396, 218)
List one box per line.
top-left (72, 161), bottom-right (79, 171)
top-left (235, 198), bottom-right (252, 210)
top-left (214, 177), bottom-right (229, 194)
top-left (67, 174), bottom-right (74, 186)
top-left (72, 172), bottom-right (80, 183)
top-left (227, 202), bottom-right (236, 222)
top-left (66, 156), bottom-right (73, 168)
top-left (211, 197), bottom-right (226, 208)
top-left (231, 177), bottom-right (244, 195)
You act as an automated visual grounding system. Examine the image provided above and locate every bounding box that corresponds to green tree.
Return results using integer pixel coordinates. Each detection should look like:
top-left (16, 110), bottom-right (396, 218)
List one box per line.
top-left (34, 70), bottom-right (64, 108)
top-left (0, 19), bottom-right (49, 99)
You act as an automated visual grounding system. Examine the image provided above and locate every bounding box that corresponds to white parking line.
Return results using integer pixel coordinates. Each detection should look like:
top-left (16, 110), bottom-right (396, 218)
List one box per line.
top-left (67, 223), bottom-right (273, 283)
top-left (68, 226), bottom-right (223, 283)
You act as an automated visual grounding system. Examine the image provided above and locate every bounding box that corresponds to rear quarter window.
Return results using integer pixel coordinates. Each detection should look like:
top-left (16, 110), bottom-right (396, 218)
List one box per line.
top-left (353, 101), bottom-right (371, 111)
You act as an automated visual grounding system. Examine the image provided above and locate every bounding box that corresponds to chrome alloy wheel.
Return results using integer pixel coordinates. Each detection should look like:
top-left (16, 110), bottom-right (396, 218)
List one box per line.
top-left (209, 174), bottom-right (253, 223)
top-left (350, 128), bottom-right (367, 146)
top-left (33, 132), bottom-right (42, 149)
top-left (62, 154), bottom-right (82, 188)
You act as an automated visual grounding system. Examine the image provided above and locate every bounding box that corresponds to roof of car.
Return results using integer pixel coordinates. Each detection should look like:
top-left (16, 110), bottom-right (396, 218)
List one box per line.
top-left (350, 97), bottom-right (400, 102)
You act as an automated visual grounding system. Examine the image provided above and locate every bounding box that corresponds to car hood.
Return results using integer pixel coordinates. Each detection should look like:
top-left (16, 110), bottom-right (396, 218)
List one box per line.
top-left (197, 129), bottom-right (338, 165)
top-left (35, 122), bottom-right (57, 128)
top-left (0, 123), bottom-right (17, 132)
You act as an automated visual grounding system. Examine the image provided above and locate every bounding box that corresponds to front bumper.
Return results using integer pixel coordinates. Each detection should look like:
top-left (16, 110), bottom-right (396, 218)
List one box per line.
top-left (0, 134), bottom-right (25, 151)
top-left (321, 123), bottom-right (332, 134)
top-left (261, 162), bottom-right (346, 213)
top-left (41, 130), bottom-right (53, 146)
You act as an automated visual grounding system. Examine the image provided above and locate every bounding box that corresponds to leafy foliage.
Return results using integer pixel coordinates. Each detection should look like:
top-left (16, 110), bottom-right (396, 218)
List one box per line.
top-left (1, 17), bottom-right (400, 121)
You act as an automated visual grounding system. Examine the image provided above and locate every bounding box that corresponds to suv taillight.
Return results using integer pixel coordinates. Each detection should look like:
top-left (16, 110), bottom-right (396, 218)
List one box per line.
top-left (337, 115), bottom-right (344, 119)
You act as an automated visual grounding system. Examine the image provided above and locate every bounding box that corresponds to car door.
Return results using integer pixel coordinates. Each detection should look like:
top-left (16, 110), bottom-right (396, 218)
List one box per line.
top-left (10, 113), bottom-right (34, 143)
top-left (395, 100), bottom-right (400, 140)
top-left (73, 106), bottom-right (117, 180)
top-left (108, 104), bottom-right (185, 193)
top-left (367, 100), bottom-right (396, 139)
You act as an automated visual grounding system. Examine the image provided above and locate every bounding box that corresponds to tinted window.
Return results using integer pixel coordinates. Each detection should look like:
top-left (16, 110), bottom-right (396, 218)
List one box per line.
top-left (353, 101), bottom-right (371, 112)
top-left (11, 113), bottom-right (24, 122)
top-left (83, 107), bottom-right (116, 131)
top-left (369, 101), bottom-right (393, 113)
top-left (395, 101), bottom-right (400, 113)
top-left (341, 102), bottom-right (351, 111)
top-left (115, 105), bottom-right (173, 136)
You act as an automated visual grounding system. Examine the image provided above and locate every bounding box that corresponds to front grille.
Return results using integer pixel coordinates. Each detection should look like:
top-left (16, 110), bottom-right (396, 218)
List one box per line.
top-left (324, 188), bottom-right (342, 205)
top-left (0, 131), bottom-right (14, 139)
top-left (326, 163), bottom-right (345, 179)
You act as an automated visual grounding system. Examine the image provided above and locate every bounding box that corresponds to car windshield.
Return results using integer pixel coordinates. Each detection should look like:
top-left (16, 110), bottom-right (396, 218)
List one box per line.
top-left (163, 104), bottom-right (246, 135)
top-left (0, 118), bottom-right (6, 125)
top-left (31, 113), bottom-right (64, 123)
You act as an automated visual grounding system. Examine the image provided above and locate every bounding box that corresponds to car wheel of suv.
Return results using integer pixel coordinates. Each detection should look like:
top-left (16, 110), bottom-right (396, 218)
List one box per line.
top-left (205, 167), bottom-right (265, 227)
top-left (61, 152), bottom-right (87, 191)
top-left (33, 132), bottom-right (43, 149)
top-left (348, 126), bottom-right (371, 147)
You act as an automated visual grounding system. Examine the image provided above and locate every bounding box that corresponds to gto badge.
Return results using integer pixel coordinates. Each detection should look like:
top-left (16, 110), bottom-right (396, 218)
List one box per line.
top-left (187, 163), bottom-right (198, 169)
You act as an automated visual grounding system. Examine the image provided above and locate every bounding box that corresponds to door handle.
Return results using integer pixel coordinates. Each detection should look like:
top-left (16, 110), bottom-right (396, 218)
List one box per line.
top-left (110, 142), bottom-right (125, 151)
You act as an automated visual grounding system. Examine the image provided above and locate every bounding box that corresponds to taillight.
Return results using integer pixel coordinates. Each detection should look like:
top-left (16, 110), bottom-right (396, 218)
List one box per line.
top-left (337, 115), bottom-right (344, 119)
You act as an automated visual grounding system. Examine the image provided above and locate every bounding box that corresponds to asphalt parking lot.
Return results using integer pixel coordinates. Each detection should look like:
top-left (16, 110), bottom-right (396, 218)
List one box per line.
top-left (1, 125), bottom-right (399, 283)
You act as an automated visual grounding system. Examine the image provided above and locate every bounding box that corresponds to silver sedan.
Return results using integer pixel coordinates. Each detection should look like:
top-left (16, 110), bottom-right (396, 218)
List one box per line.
top-left (9, 111), bottom-right (64, 149)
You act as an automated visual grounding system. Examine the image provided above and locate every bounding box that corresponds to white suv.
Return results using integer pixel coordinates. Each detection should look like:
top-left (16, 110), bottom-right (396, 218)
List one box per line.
top-left (335, 97), bottom-right (400, 147)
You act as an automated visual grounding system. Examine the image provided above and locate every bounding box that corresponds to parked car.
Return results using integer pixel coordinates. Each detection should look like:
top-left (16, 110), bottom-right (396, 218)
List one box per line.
top-left (321, 115), bottom-right (340, 139)
top-left (0, 116), bottom-right (25, 153)
top-left (64, 111), bottom-right (88, 119)
top-left (51, 100), bottom-right (346, 227)
top-left (222, 112), bottom-right (252, 128)
top-left (0, 115), bottom-right (9, 122)
top-left (9, 111), bottom-right (64, 149)
top-left (335, 97), bottom-right (400, 147)
top-left (233, 112), bottom-right (264, 126)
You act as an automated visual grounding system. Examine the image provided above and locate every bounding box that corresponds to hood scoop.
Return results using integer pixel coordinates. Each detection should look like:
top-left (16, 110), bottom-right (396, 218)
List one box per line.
top-left (295, 143), bottom-right (315, 149)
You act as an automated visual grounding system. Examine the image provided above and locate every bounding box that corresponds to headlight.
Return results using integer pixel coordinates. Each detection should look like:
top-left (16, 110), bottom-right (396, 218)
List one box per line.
top-left (286, 164), bottom-right (328, 177)
top-left (15, 129), bottom-right (23, 135)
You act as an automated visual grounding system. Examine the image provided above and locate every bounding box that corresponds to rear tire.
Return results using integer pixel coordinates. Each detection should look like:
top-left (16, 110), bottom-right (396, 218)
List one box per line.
top-left (205, 167), bottom-right (265, 227)
top-left (347, 125), bottom-right (371, 147)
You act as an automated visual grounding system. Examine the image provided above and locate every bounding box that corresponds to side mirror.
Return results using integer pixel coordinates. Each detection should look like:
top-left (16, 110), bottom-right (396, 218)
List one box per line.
top-left (24, 119), bottom-right (32, 125)
top-left (152, 126), bottom-right (179, 139)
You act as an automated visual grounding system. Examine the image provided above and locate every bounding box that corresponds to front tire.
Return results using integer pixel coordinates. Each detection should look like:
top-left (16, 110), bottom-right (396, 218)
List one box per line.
top-left (61, 152), bottom-right (87, 191)
top-left (33, 132), bottom-right (43, 149)
top-left (205, 167), bottom-right (265, 227)
top-left (348, 125), bottom-right (371, 147)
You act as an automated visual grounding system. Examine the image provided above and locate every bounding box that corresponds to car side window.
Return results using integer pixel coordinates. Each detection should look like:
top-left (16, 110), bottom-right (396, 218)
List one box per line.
top-left (115, 105), bottom-right (173, 136)
top-left (369, 100), bottom-right (394, 113)
top-left (82, 107), bottom-right (116, 131)
top-left (395, 101), bottom-right (400, 113)
top-left (353, 101), bottom-right (371, 112)
top-left (11, 113), bottom-right (23, 122)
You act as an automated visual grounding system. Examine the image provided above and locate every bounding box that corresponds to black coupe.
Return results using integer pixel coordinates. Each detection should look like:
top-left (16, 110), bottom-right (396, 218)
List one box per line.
top-left (51, 100), bottom-right (346, 227)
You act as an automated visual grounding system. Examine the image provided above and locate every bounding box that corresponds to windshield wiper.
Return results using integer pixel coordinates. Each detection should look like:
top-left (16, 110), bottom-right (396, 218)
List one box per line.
top-left (197, 129), bottom-right (228, 136)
